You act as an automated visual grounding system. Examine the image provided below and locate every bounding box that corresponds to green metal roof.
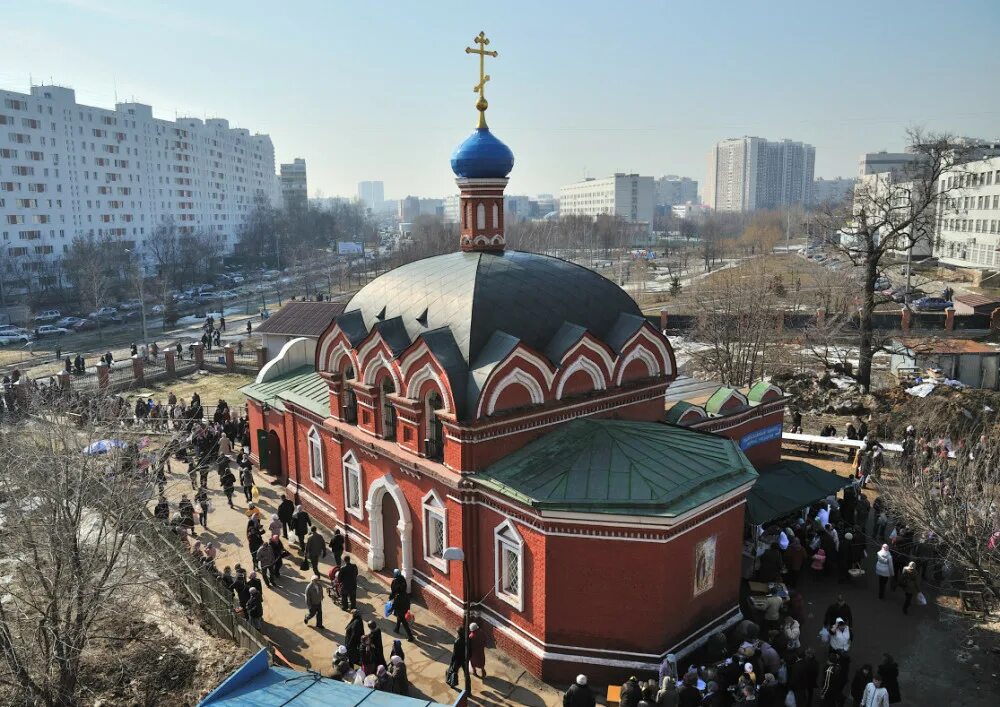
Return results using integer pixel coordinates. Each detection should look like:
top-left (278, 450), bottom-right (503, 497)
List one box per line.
top-left (747, 381), bottom-right (778, 403)
top-left (705, 386), bottom-right (746, 415)
top-left (745, 460), bottom-right (851, 525)
top-left (241, 366), bottom-right (330, 419)
top-left (473, 418), bottom-right (758, 517)
top-left (664, 400), bottom-right (705, 424)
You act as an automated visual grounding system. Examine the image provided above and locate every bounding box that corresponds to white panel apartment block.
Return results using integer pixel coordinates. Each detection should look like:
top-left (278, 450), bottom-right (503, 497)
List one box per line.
top-left (0, 84), bottom-right (278, 283)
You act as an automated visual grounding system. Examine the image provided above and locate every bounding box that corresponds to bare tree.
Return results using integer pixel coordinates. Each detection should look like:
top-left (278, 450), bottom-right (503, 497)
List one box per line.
top-left (815, 131), bottom-right (974, 392)
top-left (691, 259), bottom-right (782, 386)
top-left (0, 400), bottom-right (188, 704)
top-left (880, 436), bottom-right (1000, 603)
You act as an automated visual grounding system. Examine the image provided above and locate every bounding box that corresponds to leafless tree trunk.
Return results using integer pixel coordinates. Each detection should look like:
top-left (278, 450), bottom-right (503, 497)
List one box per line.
top-left (814, 131), bottom-right (974, 392)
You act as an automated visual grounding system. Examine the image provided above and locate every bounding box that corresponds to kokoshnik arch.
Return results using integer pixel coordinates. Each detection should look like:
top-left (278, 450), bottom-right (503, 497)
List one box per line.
top-left (243, 31), bottom-right (761, 682)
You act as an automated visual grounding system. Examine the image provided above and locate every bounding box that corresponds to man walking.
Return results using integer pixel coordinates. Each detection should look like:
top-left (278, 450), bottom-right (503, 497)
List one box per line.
top-left (277, 496), bottom-right (295, 539)
top-left (330, 528), bottom-right (345, 566)
top-left (303, 575), bottom-right (325, 629)
top-left (240, 465), bottom-right (255, 504)
top-left (339, 555), bottom-right (359, 610)
top-left (305, 527), bottom-right (327, 577)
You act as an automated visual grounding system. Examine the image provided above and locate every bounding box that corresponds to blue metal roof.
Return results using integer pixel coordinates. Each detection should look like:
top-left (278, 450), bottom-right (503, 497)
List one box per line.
top-left (200, 650), bottom-right (458, 707)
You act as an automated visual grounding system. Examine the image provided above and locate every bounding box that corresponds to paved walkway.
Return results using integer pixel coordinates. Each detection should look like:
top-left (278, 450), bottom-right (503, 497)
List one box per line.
top-left (158, 454), bottom-right (564, 706)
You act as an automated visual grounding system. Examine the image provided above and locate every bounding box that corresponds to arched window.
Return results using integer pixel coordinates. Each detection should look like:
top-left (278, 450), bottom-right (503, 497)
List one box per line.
top-left (494, 519), bottom-right (524, 611)
top-left (342, 365), bottom-right (358, 424)
top-left (465, 202), bottom-right (472, 228)
top-left (424, 391), bottom-right (443, 461)
top-left (422, 489), bottom-right (448, 572)
top-left (476, 203), bottom-right (486, 229)
top-left (342, 450), bottom-right (363, 520)
top-left (307, 426), bottom-right (324, 486)
top-left (380, 377), bottom-right (397, 441)
top-left (492, 202), bottom-right (499, 229)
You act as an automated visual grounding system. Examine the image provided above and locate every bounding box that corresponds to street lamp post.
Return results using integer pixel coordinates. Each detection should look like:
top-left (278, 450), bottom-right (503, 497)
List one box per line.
top-left (442, 546), bottom-right (472, 697)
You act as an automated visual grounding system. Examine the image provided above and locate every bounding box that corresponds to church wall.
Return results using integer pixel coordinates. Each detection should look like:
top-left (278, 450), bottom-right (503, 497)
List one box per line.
top-left (690, 405), bottom-right (785, 469)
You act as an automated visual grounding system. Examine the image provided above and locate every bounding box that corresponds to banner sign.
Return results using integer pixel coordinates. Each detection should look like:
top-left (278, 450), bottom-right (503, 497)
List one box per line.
top-left (739, 423), bottom-right (783, 451)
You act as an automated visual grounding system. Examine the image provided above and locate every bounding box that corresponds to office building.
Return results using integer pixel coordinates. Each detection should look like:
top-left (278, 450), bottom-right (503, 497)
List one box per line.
top-left (706, 137), bottom-right (815, 212)
top-left (357, 180), bottom-right (384, 213)
top-left (279, 158), bottom-right (307, 209)
top-left (655, 175), bottom-right (698, 207)
top-left (857, 151), bottom-right (920, 178)
top-left (559, 173), bottom-right (654, 229)
top-left (935, 157), bottom-right (1000, 269)
top-left (0, 83), bottom-right (277, 285)
top-left (811, 177), bottom-right (856, 206)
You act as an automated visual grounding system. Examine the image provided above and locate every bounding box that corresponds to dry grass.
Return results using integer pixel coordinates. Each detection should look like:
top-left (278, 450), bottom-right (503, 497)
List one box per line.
top-left (125, 371), bottom-right (254, 407)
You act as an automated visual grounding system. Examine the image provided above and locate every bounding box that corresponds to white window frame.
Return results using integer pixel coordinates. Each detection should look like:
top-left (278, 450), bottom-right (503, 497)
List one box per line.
top-left (493, 519), bottom-right (524, 611)
top-left (307, 426), bottom-right (324, 487)
top-left (342, 450), bottom-right (364, 520)
top-left (421, 489), bottom-right (448, 573)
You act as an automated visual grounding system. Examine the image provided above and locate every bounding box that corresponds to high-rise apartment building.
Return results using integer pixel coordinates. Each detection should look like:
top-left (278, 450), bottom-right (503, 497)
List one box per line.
top-left (279, 158), bottom-right (307, 209)
top-left (811, 177), bottom-right (856, 206)
top-left (706, 137), bottom-right (815, 212)
top-left (655, 175), bottom-right (699, 206)
top-left (559, 173), bottom-right (654, 229)
top-left (0, 83), bottom-right (277, 284)
top-left (357, 180), bottom-right (384, 213)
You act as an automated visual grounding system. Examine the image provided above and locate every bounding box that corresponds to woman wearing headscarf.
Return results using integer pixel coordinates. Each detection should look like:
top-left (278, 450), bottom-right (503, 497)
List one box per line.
top-left (331, 645), bottom-right (352, 681)
top-left (898, 561), bottom-right (921, 614)
top-left (468, 621), bottom-right (487, 678)
top-left (388, 654), bottom-right (410, 695)
top-left (874, 544), bottom-right (895, 599)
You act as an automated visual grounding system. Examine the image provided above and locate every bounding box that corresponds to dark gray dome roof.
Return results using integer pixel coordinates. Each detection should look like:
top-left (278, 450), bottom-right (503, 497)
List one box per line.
top-left (343, 250), bottom-right (642, 368)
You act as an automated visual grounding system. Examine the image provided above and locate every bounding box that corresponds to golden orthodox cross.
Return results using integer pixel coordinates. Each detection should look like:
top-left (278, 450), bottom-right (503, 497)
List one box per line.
top-left (465, 31), bottom-right (498, 128)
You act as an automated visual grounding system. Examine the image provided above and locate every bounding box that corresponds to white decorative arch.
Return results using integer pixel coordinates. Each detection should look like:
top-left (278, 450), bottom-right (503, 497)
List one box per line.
top-left (363, 352), bottom-right (401, 389)
top-left (325, 342), bottom-right (351, 374)
top-left (555, 356), bottom-right (607, 399)
top-left (365, 473), bottom-right (413, 588)
top-left (485, 368), bottom-right (546, 416)
top-left (561, 336), bottom-right (615, 377)
top-left (404, 362), bottom-right (451, 412)
top-left (615, 346), bottom-right (661, 385)
top-left (625, 327), bottom-right (675, 377)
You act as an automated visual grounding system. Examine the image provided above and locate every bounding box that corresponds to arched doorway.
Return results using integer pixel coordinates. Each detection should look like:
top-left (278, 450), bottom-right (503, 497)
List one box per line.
top-left (381, 493), bottom-right (402, 578)
top-left (266, 430), bottom-right (283, 480)
top-left (365, 474), bottom-right (413, 588)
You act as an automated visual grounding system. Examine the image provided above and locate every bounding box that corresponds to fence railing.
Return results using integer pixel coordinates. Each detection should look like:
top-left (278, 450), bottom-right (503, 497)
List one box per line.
top-left (136, 511), bottom-right (268, 653)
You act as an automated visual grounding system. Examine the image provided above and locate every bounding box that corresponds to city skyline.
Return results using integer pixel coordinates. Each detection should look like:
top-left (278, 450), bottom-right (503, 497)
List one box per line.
top-left (4, 0), bottom-right (999, 199)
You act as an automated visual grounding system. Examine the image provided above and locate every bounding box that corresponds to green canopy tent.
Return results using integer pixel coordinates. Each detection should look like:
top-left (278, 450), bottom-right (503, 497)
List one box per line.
top-left (746, 460), bottom-right (852, 525)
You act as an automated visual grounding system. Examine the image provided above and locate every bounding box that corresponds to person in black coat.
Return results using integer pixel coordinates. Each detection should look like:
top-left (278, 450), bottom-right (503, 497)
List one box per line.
top-left (367, 620), bottom-right (386, 668)
top-left (277, 497), bottom-right (295, 539)
top-left (344, 610), bottom-right (365, 665)
top-left (563, 675), bottom-right (596, 707)
top-left (388, 569), bottom-right (414, 640)
top-left (329, 528), bottom-right (345, 566)
top-left (338, 555), bottom-right (358, 610)
top-left (447, 627), bottom-right (469, 689)
top-left (757, 543), bottom-right (783, 583)
top-left (877, 654), bottom-right (901, 704)
top-left (292, 505), bottom-right (311, 549)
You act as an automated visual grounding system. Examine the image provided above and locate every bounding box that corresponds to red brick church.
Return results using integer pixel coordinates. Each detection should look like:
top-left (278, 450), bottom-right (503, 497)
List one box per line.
top-left (243, 39), bottom-right (765, 682)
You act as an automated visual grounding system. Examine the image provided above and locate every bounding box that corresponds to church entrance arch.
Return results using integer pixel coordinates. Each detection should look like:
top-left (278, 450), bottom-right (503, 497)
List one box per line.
top-left (365, 474), bottom-right (413, 588)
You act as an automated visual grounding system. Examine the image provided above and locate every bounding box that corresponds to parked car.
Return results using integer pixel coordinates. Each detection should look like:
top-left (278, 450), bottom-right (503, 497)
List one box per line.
top-left (151, 304), bottom-right (166, 314)
top-left (0, 324), bottom-right (27, 335)
top-left (0, 331), bottom-right (31, 346)
top-left (55, 316), bottom-right (84, 328)
top-left (118, 299), bottom-right (142, 311)
top-left (913, 296), bottom-right (952, 311)
top-left (874, 276), bottom-right (891, 291)
top-left (36, 325), bottom-right (70, 337)
top-left (889, 287), bottom-right (924, 303)
top-left (33, 309), bottom-right (62, 323)
top-left (89, 306), bottom-right (118, 319)
top-left (72, 319), bottom-right (98, 332)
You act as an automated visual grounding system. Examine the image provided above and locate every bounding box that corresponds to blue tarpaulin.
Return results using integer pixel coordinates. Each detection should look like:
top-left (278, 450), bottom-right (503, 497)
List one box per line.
top-left (82, 439), bottom-right (127, 455)
top-left (199, 649), bottom-right (461, 706)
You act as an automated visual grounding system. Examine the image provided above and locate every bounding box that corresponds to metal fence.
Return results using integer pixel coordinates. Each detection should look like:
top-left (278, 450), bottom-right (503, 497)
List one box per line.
top-left (136, 512), bottom-right (268, 653)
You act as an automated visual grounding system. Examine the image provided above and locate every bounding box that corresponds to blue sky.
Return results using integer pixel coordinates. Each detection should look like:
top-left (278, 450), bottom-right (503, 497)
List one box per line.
top-left (4, 0), bottom-right (999, 200)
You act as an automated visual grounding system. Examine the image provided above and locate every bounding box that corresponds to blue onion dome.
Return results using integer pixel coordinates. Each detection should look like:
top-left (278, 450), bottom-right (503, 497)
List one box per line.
top-left (450, 128), bottom-right (514, 179)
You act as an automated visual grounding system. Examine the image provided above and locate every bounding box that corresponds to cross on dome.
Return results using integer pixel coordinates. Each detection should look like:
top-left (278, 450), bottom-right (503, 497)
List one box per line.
top-left (465, 31), bottom-right (498, 129)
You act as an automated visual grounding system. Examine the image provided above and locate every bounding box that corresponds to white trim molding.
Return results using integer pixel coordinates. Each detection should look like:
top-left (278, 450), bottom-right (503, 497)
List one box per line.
top-left (615, 345), bottom-right (661, 385)
top-left (494, 519), bottom-right (525, 612)
top-left (307, 425), bottom-right (324, 487)
top-left (421, 489), bottom-right (449, 573)
top-left (342, 450), bottom-right (364, 520)
top-left (555, 356), bottom-right (607, 399)
top-left (484, 368), bottom-right (546, 416)
top-left (405, 363), bottom-right (451, 412)
top-left (365, 473), bottom-right (414, 588)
